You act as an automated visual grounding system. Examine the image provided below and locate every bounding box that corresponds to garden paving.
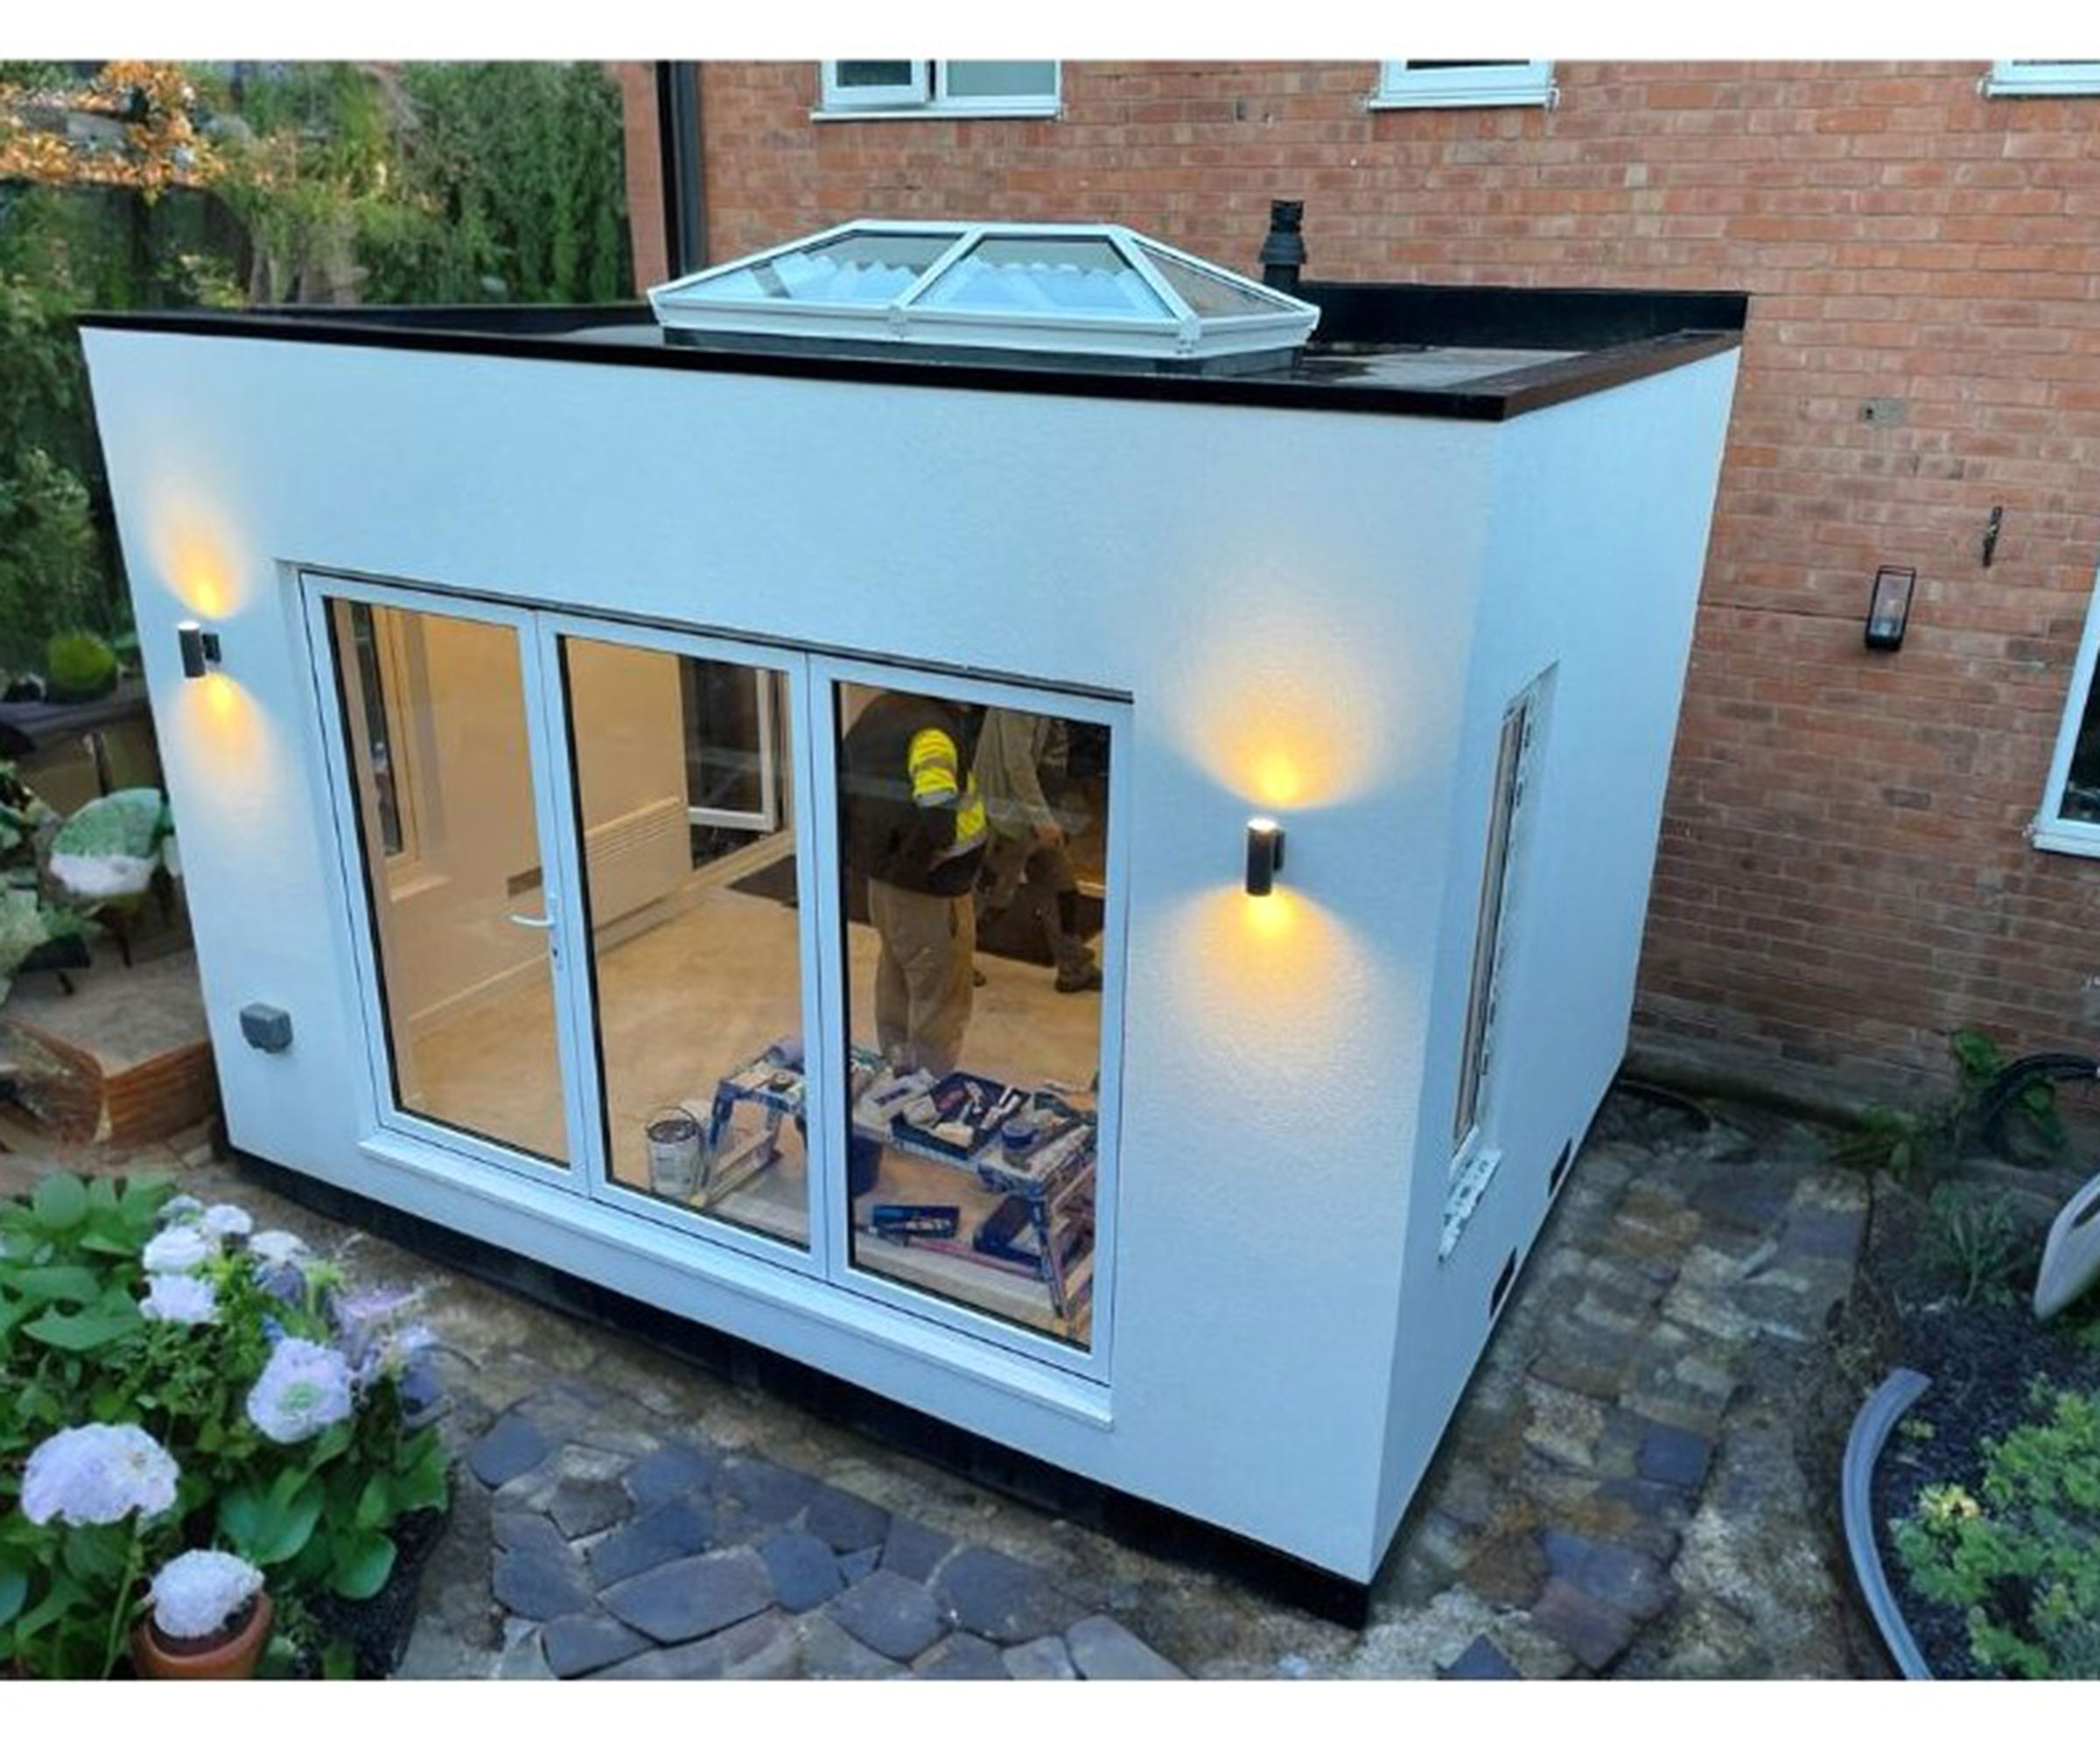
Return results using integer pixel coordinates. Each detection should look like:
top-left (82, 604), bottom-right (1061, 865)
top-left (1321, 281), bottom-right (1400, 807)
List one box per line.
top-left (1, 1085), bottom-right (1872, 1679)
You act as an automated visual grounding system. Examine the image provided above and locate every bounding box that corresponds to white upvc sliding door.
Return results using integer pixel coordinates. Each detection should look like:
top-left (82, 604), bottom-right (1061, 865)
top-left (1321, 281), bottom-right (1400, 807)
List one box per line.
top-left (304, 571), bottom-right (1124, 1382)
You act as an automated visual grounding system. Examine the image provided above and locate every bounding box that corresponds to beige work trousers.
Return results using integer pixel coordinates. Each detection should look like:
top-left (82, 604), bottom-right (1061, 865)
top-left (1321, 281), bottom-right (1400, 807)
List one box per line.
top-left (868, 877), bottom-right (975, 1076)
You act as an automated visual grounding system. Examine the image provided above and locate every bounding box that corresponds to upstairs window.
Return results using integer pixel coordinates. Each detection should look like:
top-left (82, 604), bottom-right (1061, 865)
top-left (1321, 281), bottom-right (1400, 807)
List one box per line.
top-left (1983, 60), bottom-right (2100, 97)
top-left (818, 61), bottom-right (1060, 118)
top-left (1372, 60), bottom-right (1556, 109)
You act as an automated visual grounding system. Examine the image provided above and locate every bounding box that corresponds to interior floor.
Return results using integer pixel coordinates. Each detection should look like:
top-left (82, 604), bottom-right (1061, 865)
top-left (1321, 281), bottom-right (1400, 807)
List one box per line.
top-left (402, 835), bottom-right (1101, 1346)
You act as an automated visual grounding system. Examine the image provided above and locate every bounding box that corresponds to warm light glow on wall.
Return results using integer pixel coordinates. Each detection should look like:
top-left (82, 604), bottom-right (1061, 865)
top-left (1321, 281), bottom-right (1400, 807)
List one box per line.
top-left (168, 675), bottom-right (281, 800)
top-left (1168, 606), bottom-right (1418, 810)
top-left (149, 502), bottom-right (249, 620)
top-left (1166, 886), bottom-right (1380, 1063)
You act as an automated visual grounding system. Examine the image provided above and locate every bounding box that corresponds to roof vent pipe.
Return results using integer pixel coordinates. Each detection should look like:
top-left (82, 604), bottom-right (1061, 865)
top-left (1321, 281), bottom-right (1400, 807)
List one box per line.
top-left (1259, 199), bottom-right (1306, 296)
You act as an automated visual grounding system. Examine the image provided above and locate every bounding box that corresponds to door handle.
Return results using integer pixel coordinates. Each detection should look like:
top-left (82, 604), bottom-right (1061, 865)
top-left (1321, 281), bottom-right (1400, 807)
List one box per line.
top-left (507, 908), bottom-right (562, 963)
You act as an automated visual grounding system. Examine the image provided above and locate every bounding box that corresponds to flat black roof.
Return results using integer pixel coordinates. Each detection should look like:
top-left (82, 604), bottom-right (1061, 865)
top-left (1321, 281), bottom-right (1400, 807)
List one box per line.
top-left (78, 281), bottom-right (1745, 423)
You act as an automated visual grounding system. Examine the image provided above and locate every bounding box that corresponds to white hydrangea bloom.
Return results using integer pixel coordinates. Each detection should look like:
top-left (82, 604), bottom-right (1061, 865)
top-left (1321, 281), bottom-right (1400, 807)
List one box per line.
top-left (200, 1204), bottom-right (253, 1242)
top-left (20, 1424), bottom-right (180, 1526)
top-left (142, 1226), bottom-right (216, 1275)
top-left (246, 1230), bottom-right (311, 1269)
top-left (246, 1338), bottom-right (355, 1443)
top-left (140, 1272), bottom-right (219, 1326)
top-left (156, 1194), bottom-right (206, 1228)
top-left (148, 1550), bottom-right (265, 1641)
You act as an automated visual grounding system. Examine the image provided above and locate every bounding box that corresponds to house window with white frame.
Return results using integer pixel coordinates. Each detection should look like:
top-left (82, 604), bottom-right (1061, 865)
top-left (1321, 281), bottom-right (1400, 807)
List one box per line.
top-left (2034, 589), bottom-right (2100, 855)
top-left (817, 61), bottom-right (1060, 118)
top-left (1983, 60), bottom-right (2100, 98)
top-left (1373, 60), bottom-right (1555, 109)
top-left (1439, 671), bottom-right (1549, 1258)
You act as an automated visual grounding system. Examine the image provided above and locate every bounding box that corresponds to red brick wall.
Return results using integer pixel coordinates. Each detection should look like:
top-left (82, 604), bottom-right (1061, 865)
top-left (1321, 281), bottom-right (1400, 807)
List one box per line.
top-left (633, 61), bottom-right (2100, 1107)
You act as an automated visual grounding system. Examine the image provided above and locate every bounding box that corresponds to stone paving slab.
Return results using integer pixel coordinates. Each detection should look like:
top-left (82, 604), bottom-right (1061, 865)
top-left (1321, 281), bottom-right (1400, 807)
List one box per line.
top-left (40, 1088), bottom-right (1864, 1681)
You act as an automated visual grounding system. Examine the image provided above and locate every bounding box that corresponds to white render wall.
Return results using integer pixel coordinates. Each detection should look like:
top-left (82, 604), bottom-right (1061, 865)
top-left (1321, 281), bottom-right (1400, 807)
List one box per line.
top-left (1375, 352), bottom-right (1741, 1546)
top-left (84, 327), bottom-right (1731, 1580)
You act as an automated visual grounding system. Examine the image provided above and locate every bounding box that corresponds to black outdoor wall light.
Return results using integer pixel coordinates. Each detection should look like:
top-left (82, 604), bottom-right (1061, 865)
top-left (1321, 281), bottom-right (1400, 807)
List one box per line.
top-left (1864, 566), bottom-right (1915, 652)
top-left (177, 620), bottom-right (222, 679)
top-left (1246, 817), bottom-right (1286, 896)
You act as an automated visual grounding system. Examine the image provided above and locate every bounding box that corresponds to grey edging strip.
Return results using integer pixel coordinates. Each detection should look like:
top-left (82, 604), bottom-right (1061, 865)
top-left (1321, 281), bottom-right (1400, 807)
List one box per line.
top-left (1841, 1366), bottom-right (1935, 1680)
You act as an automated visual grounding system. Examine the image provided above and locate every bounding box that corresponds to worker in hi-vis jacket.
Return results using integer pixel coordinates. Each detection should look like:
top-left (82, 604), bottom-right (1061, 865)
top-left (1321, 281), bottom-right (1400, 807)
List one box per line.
top-left (840, 690), bottom-right (988, 1077)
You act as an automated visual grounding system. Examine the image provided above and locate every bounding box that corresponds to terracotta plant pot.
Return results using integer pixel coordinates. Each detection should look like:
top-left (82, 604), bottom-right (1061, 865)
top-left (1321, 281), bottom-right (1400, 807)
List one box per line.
top-left (129, 1591), bottom-right (273, 1680)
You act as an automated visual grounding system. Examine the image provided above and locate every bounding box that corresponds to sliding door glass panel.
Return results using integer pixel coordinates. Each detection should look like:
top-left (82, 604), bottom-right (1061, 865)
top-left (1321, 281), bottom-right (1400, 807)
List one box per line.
top-left (324, 598), bottom-right (568, 1163)
top-left (835, 683), bottom-right (1108, 1350)
top-left (563, 636), bottom-right (808, 1248)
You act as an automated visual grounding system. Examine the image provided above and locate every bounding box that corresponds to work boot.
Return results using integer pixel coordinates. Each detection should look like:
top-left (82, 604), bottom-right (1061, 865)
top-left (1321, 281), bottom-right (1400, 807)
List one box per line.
top-left (1054, 955), bottom-right (1102, 994)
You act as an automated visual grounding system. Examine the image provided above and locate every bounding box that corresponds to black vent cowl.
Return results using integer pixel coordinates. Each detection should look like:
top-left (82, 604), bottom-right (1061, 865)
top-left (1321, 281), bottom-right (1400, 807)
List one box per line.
top-left (1260, 200), bottom-right (1306, 296)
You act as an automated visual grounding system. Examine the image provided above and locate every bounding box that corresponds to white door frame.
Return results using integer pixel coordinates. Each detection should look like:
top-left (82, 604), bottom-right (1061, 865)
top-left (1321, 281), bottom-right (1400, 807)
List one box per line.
top-left (534, 611), bottom-right (830, 1278)
top-left (807, 654), bottom-right (1129, 1383)
top-left (301, 573), bottom-right (1126, 1385)
top-left (298, 570), bottom-right (592, 1194)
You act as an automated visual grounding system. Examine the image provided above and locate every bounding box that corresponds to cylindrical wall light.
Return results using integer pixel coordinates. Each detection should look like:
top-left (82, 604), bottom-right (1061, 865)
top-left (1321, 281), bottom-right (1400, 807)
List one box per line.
top-left (1246, 817), bottom-right (1286, 896)
top-left (1864, 566), bottom-right (1915, 652)
top-left (177, 621), bottom-right (221, 679)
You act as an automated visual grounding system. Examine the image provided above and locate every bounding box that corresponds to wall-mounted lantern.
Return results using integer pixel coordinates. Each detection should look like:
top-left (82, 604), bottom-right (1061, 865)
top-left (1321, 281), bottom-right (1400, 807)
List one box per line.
top-left (1246, 817), bottom-right (1286, 896)
top-left (1864, 567), bottom-right (1915, 652)
top-left (177, 620), bottom-right (222, 678)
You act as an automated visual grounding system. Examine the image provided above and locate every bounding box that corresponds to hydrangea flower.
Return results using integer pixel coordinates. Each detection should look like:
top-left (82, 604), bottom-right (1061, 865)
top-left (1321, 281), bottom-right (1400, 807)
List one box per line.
top-left (140, 1271), bottom-right (219, 1326)
top-left (20, 1424), bottom-right (179, 1526)
top-left (200, 1203), bottom-right (253, 1242)
top-left (246, 1338), bottom-right (355, 1443)
top-left (156, 1194), bottom-right (206, 1228)
top-left (142, 1225), bottom-right (215, 1275)
top-left (247, 1230), bottom-right (310, 1269)
top-left (148, 1550), bottom-right (265, 1642)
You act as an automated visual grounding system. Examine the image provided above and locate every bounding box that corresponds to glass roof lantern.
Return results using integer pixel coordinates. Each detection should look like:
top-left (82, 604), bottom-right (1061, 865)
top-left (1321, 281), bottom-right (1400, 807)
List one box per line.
top-left (648, 220), bottom-right (1321, 368)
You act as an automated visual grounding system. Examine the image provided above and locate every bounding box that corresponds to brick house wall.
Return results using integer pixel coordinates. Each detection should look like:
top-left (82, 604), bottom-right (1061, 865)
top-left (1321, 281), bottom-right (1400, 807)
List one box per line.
top-left (621, 60), bottom-right (2100, 1109)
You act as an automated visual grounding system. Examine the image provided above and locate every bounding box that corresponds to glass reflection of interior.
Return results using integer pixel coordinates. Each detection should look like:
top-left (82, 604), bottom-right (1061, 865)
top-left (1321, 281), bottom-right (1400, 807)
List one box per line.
top-left (563, 639), bottom-right (808, 1248)
top-left (326, 598), bottom-right (569, 1164)
top-left (832, 683), bottom-right (1108, 1349)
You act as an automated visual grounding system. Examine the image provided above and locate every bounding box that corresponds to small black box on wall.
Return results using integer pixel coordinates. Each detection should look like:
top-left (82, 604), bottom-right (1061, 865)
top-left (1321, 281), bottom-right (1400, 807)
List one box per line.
top-left (240, 1004), bottom-right (293, 1054)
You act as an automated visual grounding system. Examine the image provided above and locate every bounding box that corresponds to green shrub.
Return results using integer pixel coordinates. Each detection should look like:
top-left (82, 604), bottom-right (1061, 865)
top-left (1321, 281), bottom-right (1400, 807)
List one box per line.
top-left (1912, 1186), bottom-right (2028, 1309)
top-left (1894, 1381), bottom-right (2100, 1678)
top-left (43, 628), bottom-right (119, 703)
top-left (1836, 1026), bottom-right (2067, 1183)
top-left (0, 1172), bottom-right (448, 1677)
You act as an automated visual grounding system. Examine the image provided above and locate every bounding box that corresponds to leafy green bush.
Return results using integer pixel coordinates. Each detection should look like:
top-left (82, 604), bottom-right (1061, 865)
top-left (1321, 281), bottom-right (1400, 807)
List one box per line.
top-left (1837, 1026), bottom-right (2067, 1183)
top-left (0, 1172), bottom-right (448, 1677)
top-left (1894, 1382), bottom-right (2100, 1678)
top-left (43, 628), bottom-right (119, 703)
top-left (1912, 1186), bottom-right (2029, 1309)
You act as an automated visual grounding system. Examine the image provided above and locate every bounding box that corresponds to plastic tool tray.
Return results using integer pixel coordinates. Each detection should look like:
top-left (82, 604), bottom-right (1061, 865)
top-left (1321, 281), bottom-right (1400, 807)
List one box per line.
top-left (890, 1071), bottom-right (1014, 1160)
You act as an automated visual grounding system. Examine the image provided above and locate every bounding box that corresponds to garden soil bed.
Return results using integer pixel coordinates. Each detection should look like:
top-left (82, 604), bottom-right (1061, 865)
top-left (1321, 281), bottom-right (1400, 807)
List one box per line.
top-left (290, 1502), bottom-right (452, 1679)
top-left (1850, 1180), bottom-right (2100, 1679)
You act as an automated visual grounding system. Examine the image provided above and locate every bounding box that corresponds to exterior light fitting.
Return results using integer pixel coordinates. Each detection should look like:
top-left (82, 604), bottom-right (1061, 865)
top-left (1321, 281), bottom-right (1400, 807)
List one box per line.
top-left (178, 620), bottom-right (221, 678)
top-left (1246, 817), bottom-right (1286, 896)
top-left (1864, 566), bottom-right (1915, 652)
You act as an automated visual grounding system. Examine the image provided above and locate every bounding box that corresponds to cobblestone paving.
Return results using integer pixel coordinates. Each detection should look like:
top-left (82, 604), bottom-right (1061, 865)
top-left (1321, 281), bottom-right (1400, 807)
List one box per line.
top-left (1, 1087), bottom-right (1869, 1679)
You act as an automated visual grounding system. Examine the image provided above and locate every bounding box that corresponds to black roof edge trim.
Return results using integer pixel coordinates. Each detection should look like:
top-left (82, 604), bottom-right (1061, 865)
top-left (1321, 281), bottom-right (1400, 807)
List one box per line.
top-left (75, 295), bottom-right (1742, 424)
top-left (1300, 279), bottom-right (1748, 352)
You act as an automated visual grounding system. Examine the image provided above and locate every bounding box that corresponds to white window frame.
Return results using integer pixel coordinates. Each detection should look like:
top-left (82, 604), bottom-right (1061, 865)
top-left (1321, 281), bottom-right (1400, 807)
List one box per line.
top-left (1441, 671), bottom-right (1550, 1260)
top-left (816, 60), bottom-right (1060, 121)
top-left (1371, 60), bottom-right (1556, 110)
top-left (299, 568), bottom-right (1124, 1385)
top-left (1982, 60), bottom-right (2100, 99)
top-left (2032, 575), bottom-right (2100, 857)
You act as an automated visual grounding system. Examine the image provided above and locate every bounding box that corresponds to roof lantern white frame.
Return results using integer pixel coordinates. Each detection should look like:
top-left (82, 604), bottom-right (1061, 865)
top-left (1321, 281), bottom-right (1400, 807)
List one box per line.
top-left (648, 220), bottom-right (1322, 361)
